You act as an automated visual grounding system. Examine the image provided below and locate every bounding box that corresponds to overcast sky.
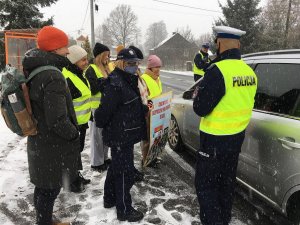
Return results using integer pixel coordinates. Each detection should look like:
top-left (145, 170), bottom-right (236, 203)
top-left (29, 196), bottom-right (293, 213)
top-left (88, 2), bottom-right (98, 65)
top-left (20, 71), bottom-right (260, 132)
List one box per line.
top-left (40, 0), bottom-right (266, 41)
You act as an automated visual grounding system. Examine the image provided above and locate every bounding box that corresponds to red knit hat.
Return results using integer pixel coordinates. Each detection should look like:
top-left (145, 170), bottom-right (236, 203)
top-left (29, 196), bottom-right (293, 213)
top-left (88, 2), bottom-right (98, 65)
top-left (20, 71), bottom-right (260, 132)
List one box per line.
top-left (37, 26), bottom-right (68, 51)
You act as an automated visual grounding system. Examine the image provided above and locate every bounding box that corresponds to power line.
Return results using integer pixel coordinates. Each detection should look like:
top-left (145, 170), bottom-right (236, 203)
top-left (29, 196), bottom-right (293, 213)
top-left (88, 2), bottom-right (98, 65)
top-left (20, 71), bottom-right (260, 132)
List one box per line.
top-left (152, 0), bottom-right (222, 13)
top-left (100, 0), bottom-right (217, 18)
top-left (81, 0), bottom-right (90, 31)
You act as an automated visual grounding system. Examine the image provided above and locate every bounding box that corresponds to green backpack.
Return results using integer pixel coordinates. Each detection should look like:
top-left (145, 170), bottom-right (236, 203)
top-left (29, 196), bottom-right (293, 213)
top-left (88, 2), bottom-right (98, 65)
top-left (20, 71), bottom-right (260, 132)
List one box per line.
top-left (0, 65), bottom-right (60, 136)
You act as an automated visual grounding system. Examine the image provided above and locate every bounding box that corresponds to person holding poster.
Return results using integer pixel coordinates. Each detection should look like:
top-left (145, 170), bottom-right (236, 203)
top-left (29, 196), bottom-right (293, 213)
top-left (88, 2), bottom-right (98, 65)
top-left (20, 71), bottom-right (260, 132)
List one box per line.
top-left (141, 55), bottom-right (163, 167)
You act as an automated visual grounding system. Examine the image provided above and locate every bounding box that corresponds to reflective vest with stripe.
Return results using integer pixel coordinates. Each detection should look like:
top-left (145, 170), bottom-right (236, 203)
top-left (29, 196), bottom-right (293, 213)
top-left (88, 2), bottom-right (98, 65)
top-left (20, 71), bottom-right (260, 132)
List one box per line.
top-left (141, 73), bottom-right (162, 99)
top-left (199, 59), bottom-right (257, 135)
top-left (193, 51), bottom-right (211, 76)
top-left (62, 68), bottom-right (92, 125)
top-left (88, 64), bottom-right (104, 109)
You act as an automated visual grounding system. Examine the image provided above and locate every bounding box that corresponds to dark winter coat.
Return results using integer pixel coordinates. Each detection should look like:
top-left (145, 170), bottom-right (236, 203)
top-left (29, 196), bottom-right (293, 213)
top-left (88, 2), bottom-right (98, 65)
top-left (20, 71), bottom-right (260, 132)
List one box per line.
top-left (22, 48), bottom-right (80, 189)
top-left (94, 67), bottom-right (147, 147)
top-left (193, 50), bottom-right (210, 72)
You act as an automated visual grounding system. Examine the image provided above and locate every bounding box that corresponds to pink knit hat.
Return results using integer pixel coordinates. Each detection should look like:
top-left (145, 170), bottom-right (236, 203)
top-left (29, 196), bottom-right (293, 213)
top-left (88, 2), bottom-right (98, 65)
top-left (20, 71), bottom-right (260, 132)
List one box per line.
top-left (147, 55), bottom-right (162, 68)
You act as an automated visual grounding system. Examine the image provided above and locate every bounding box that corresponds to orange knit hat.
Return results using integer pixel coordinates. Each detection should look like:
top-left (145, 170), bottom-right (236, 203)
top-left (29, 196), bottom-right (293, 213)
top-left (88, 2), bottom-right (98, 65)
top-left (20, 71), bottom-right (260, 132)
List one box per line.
top-left (37, 26), bottom-right (68, 51)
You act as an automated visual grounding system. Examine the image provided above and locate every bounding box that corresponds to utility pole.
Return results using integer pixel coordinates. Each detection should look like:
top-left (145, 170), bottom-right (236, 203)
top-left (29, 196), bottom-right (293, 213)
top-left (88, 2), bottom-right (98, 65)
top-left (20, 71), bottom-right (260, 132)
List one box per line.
top-left (284, 0), bottom-right (292, 48)
top-left (90, 0), bottom-right (95, 48)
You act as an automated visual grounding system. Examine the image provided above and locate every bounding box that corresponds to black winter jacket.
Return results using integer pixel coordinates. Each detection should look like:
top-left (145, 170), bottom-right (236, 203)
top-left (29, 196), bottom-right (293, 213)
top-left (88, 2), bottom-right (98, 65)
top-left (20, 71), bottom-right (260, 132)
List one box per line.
top-left (94, 68), bottom-right (146, 147)
top-left (22, 48), bottom-right (79, 189)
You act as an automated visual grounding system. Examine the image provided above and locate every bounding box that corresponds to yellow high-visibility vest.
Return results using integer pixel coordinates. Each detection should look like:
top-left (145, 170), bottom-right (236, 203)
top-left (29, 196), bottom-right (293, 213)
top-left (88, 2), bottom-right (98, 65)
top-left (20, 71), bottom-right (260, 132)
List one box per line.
top-left (200, 59), bottom-right (257, 135)
top-left (88, 64), bottom-right (104, 109)
top-left (62, 68), bottom-right (92, 125)
top-left (141, 73), bottom-right (162, 99)
top-left (193, 51), bottom-right (211, 76)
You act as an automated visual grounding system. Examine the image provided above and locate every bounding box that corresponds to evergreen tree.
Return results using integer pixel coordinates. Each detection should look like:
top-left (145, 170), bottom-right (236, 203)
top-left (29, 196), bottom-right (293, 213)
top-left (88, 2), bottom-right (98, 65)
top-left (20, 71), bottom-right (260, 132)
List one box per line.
top-left (0, 0), bottom-right (57, 70)
top-left (0, 0), bottom-right (57, 30)
top-left (218, 0), bottom-right (262, 54)
top-left (82, 37), bottom-right (93, 61)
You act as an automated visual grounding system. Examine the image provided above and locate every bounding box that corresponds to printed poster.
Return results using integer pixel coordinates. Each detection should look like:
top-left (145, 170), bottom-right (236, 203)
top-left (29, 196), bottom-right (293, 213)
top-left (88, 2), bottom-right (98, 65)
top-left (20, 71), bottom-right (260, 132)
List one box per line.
top-left (144, 91), bottom-right (172, 167)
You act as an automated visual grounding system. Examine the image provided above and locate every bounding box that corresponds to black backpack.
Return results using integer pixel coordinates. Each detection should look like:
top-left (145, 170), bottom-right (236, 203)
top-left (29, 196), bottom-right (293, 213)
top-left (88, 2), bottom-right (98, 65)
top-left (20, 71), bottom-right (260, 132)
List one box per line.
top-left (0, 65), bottom-right (61, 136)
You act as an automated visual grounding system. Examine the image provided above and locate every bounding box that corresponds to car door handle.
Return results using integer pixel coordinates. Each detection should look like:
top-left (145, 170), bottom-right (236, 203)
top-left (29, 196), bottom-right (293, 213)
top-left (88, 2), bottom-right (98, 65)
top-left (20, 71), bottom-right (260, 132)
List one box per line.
top-left (278, 137), bottom-right (300, 150)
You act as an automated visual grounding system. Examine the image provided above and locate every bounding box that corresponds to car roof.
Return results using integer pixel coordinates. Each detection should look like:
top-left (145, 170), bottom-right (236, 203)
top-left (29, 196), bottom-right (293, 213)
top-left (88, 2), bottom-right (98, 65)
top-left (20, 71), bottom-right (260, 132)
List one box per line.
top-left (242, 49), bottom-right (300, 60)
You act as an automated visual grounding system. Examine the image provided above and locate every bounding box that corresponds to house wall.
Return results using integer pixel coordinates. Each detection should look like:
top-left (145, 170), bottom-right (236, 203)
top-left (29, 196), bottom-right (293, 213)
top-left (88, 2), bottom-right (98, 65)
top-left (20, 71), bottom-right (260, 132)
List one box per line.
top-left (150, 34), bottom-right (198, 71)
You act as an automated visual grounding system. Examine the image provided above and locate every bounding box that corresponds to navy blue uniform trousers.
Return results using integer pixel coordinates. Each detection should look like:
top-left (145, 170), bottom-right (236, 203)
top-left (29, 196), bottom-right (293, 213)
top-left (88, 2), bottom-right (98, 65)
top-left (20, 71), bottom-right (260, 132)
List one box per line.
top-left (103, 144), bottom-right (135, 214)
top-left (195, 140), bottom-right (240, 225)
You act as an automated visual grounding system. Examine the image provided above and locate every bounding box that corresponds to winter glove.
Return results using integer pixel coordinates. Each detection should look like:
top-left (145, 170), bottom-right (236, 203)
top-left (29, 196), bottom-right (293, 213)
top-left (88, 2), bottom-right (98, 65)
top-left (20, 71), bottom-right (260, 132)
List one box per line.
top-left (147, 100), bottom-right (154, 110)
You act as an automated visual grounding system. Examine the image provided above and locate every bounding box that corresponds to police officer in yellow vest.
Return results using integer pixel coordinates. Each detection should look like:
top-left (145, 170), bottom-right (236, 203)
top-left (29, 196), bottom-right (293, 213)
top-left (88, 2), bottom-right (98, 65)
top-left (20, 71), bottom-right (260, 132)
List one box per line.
top-left (84, 43), bottom-right (111, 172)
top-left (63, 45), bottom-right (92, 192)
top-left (193, 26), bottom-right (257, 225)
top-left (141, 55), bottom-right (163, 166)
top-left (193, 42), bottom-right (211, 82)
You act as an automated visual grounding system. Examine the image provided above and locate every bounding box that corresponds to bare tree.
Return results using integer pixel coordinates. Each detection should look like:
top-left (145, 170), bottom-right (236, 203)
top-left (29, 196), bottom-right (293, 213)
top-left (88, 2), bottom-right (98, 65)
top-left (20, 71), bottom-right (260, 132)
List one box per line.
top-left (144, 20), bottom-right (168, 53)
top-left (259, 0), bottom-right (300, 50)
top-left (103, 4), bottom-right (140, 46)
top-left (195, 33), bottom-right (212, 47)
top-left (175, 25), bottom-right (195, 43)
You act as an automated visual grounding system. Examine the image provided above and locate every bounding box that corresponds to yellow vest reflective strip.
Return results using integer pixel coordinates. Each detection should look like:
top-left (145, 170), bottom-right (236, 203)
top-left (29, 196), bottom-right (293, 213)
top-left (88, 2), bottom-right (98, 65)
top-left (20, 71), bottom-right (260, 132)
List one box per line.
top-left (141, 73), bottom-right (162, 99)
top-left (199, 59), bottom-right (257, 135)
top-left (193, 51), bottom-right (211, 76)
top-left (88, 64), bottom-right (103, 109)
top-left (62, 68), bottom-right (92, 125)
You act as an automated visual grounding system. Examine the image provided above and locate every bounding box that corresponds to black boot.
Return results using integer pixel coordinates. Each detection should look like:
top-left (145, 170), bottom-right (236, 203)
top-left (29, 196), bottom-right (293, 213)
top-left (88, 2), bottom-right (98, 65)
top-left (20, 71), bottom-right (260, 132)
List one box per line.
top-left (104, 159), bottom-right (111, 166)
top-left (103, 200), bottom-right (115, 208)
top-left (91, 164), bottom-right (107, 172)
top-left (117, 208), bottom-right (144, 222)
top-left (78, 172), bottom-right (91, 185)
top-left (134, 170), bottom-right (144, 182)
top-left (70, 177), bottom-right (85, 193)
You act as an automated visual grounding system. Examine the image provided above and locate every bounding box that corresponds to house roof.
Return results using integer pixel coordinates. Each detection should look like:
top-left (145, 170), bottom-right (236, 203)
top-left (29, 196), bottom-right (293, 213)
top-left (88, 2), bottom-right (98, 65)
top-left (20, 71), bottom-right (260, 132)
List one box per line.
top-left (150, 32), bottom-right (198, 51)
top-left (77, 35), bottom-right (87, 41)
top-left (150, 33), bottom-right (177, 51)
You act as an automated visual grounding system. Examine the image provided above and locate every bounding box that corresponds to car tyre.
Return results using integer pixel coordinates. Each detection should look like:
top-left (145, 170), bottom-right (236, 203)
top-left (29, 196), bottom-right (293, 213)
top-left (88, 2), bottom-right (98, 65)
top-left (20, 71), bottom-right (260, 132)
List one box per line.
top-left (168, 115), bottom-right (183, 152)
top-left (287, 192), bottom-right (300, 225)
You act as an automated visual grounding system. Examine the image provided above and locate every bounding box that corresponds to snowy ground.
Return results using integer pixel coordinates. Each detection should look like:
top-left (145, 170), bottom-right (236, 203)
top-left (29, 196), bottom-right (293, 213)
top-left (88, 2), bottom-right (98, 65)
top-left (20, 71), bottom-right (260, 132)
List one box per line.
top-left (0, 115), bottom-right (251, 225)
top-left (0, 116), bottom-right (199, 225)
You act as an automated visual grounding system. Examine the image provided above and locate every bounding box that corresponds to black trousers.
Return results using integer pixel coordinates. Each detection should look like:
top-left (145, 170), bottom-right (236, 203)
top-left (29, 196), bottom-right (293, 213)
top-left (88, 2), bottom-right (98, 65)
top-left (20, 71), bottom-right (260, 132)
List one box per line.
top-left (195, 144), bottom-right (240, 225)
top-left (103, 144), bottom-right (135, 214)
top-left (77, 125), bottom-right (87, 170)
top-left (34, 186), bottom-right (60, 225)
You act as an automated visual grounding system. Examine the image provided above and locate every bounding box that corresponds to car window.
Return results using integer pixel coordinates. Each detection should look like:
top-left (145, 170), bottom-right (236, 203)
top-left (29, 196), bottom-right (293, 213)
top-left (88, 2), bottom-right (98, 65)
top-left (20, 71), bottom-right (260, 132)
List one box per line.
top-left (254, 63), bottom-right (300, 117)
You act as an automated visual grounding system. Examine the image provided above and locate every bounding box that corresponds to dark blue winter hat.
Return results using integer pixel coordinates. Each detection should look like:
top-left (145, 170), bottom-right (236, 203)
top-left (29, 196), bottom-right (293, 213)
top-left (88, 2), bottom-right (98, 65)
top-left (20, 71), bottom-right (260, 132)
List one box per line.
top-left (129, 45), bottom-right (144, 60)
top-left (117, 48), bottom-right (141, 62)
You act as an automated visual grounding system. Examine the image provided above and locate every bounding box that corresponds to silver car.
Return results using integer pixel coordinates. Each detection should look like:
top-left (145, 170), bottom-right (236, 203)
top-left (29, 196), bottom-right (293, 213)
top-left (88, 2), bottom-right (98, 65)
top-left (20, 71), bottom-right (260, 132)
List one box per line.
top-left (168, 49), bottom-right (300, 224)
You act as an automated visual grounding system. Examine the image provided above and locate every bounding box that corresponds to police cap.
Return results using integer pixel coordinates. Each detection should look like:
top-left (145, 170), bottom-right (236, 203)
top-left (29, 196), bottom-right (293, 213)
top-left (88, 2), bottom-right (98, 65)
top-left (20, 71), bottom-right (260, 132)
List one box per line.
top-left (213, 26), bottom-right (246, 40)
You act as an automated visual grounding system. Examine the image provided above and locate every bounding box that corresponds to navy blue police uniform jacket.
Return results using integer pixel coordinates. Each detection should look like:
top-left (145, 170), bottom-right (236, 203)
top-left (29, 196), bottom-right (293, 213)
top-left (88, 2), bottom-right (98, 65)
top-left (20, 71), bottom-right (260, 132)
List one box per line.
top-left (94, 67), bottom-right (147, 147)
